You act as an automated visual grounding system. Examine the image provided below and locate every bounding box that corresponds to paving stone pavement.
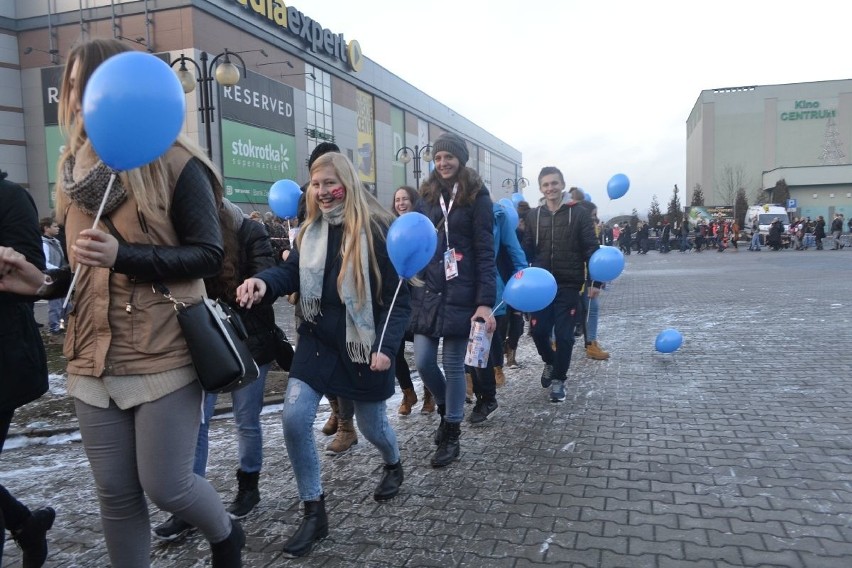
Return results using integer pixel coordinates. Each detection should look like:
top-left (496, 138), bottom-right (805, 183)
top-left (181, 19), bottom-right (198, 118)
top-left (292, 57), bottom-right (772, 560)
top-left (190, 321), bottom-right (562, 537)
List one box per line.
top-left (2, 247), bottom-right (852, 567)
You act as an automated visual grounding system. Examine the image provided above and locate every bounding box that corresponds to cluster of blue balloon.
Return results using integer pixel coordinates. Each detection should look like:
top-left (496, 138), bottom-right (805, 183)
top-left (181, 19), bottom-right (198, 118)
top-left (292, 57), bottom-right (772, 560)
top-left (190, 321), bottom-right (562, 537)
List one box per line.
top-left (83, 51), bottom-right (186, 171)
top-left (268, 179), bottom-right (302, 219)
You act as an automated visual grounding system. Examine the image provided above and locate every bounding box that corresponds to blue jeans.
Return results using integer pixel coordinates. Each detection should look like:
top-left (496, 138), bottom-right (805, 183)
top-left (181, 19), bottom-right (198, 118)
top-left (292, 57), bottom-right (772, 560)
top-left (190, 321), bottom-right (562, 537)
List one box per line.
top-left (282, 378), bottom-right (399, 502)
top-left (194, 362), bottom-right (270, 476)
top-left (47, 297), bottom-right (68, 333)
top-left (529, 287), bottom-right (581, 382)
top-left (581, 288), bottom-right (599, 342)
top-left (413, 335), bottom-right (467, 423)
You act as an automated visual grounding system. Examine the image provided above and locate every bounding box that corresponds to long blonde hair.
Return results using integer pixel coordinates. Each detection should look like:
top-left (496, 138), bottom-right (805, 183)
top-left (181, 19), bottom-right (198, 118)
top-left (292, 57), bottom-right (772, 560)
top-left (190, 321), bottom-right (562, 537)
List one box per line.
top-left (298, 152), bottom-right (393, 306)
top-left (54, 38), bottom-right (219, 221)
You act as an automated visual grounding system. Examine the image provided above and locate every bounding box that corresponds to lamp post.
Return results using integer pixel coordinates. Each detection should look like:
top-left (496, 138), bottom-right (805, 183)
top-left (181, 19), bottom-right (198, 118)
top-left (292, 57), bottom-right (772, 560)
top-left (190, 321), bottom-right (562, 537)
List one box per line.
top-left (170, 49), bottom-right (247, 160)
top-left (502, 177), bottom-right (529, 193)
top-left (395, 144), bottom-right (433, 189)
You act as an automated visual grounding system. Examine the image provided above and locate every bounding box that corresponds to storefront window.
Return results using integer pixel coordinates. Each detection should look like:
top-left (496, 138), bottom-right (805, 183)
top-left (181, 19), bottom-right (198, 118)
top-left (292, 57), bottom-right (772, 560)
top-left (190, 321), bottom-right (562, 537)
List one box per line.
top-left (305, 64), bottom-right (334, 160)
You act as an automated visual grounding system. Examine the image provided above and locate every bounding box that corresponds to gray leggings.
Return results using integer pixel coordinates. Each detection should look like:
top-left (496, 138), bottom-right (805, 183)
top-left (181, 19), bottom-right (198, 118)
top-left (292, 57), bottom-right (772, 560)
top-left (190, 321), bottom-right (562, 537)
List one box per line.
top-left (75, 382), bottom-right (231, 567)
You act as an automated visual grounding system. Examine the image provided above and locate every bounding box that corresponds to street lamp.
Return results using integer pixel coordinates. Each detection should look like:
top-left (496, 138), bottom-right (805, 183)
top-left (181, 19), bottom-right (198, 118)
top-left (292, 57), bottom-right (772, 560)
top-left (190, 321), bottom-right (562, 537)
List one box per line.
top-left (502, 177), bottom-right (529, 193)
top-left (395, 144), bottom-right (433, 189)
top-left (170, 49), bottom-right (247, 160)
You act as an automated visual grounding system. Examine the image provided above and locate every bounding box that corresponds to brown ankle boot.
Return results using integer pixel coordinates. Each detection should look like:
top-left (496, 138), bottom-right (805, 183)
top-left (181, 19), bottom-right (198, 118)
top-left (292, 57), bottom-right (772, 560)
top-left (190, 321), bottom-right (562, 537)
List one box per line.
top-left (494, 366), bottom-right (506, 388)
top-left (321, 398), bottom-right (340, 436)
top-left (398, 388), bottom-right (417, 415)
top-left (326, 419), bottom-right (358, 455)
top-left (420, 388), bottom-right (436, 414)
top-left (505, 347), bottom-right (518, 368)
top-left (586, 340), bottom-right (610, 360)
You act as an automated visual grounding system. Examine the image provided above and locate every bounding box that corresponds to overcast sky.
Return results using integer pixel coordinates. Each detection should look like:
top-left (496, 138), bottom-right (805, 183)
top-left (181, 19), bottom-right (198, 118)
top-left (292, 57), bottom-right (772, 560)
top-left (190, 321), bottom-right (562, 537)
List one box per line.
top-left (305, 0), bottom-right (848, 221)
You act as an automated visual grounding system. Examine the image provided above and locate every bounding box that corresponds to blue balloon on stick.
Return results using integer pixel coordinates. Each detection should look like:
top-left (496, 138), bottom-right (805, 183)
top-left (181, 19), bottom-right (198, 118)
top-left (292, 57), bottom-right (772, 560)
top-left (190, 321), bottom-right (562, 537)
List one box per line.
top-left (655, 328), bottom-right (683, 353)
top-left (83, 51), bottom-right (185, 171)
top-left (268, 179), bottom-right (302, 219)
top-left (387, 212), bottom-right (438, 279)
top-left (588, 246), bottom-right (625, 282)
top-left (502, 267), bottom-right (557, 312)
top-left (606, 173), bottom-right (630, 200)
top-left (511, 192), bottom-right (525, 207)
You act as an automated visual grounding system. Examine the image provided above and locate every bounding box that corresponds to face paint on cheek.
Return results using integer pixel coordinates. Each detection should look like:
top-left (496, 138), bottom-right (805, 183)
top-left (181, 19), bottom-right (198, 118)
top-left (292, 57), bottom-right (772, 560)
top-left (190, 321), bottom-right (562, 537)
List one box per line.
top-left (331, 186), bottom-right (346, 200)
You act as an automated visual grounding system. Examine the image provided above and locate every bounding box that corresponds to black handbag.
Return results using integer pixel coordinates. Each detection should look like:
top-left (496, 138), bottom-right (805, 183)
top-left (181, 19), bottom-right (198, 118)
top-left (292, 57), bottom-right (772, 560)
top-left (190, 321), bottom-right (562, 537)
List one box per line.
top-left (156, 283), bottom-right (260, 394)
top-left (271, 325), bottom-right (294, 371)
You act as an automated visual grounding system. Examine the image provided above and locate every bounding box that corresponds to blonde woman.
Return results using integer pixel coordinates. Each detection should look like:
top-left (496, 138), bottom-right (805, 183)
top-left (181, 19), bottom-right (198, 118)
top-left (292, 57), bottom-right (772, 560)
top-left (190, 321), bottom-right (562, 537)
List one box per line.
top-left (237, 152), bottom-right (410, 557)
top-left (20, 38), bottom-right (242, 566)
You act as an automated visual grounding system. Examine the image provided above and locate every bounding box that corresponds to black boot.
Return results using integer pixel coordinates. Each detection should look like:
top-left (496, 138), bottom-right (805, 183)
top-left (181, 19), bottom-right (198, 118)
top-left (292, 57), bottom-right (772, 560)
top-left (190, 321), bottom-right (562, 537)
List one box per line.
top-left (433, 404), bottom-right (447, 446)
top-left (211, 519), bottom-right (245, 568)
top-left (431, 422), bottom-right (461, 468)
top-left (374, 461), bottom-right (404, 502)
top-left (282, 495), bottom-right (328, 558)
top-left (12, 507), bottom-right (55, 568)
top-left (227, 469), bottom-right (260, 519)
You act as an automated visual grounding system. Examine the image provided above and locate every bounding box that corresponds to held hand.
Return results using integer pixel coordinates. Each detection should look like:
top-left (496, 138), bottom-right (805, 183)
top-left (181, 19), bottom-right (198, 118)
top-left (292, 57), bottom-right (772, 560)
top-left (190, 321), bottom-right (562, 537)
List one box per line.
top-left (74, 229), bottom-right (118, 268)
top-left (236, 277), bottom-right (267, 308)
top-left (472, 305), bottom-right (496, 333)
top-left (0, 246), bottom-right (45, 295)
top-left (370, 351), bottom-right (391, 372)
top-left (588, 286), bottom-right (601, 299)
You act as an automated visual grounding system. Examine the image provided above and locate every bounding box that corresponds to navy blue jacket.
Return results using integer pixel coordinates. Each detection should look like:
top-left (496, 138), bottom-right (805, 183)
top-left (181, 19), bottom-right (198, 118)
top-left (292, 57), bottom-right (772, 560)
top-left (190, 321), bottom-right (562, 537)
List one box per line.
top-left (410, 184), bottom-right (496, 338)
top-left (254, 222), bottom-right (409, 401)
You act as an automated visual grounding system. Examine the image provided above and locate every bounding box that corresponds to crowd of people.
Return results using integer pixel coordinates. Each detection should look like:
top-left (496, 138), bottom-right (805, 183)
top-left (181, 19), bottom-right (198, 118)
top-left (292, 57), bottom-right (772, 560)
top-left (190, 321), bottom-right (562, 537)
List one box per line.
top-left (0, 37), bottom-right (613, 567)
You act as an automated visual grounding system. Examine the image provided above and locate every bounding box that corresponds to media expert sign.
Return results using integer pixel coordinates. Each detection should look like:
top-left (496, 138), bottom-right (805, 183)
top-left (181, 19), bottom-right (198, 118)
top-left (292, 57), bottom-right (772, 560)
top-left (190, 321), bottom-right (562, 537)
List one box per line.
top-left (219, 70), bottom-right (295, 135)
top-left (221, 119), bottom-right (296, 183)
top-left (234, 0), bottom-right (363, 72)
top-left (780, 100), bottom-right (837, 121)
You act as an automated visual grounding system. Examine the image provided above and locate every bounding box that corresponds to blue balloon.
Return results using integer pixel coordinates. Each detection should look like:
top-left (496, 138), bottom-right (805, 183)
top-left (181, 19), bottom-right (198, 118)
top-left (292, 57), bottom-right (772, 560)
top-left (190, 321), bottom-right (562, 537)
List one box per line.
top-left (498, 197), bottom-right (513, 210)
top-left (606, 173), bottom-right (630, 200)
top-left (268, 179), bottom-right (302, 219)
top-left (655, 328), bottom-right (683, 353)
top-left (584, 191), bottom-right (592, 202)
top-left (82, 52), bottom-right (185, 171)
top-left (588, 246), bottom-right (625, 282)
top-left (510, 192), bottom-right (525, 207)
top-left (502, 267), bottom-right (557, 312)
top-left (387, 212), bottom-right (438, 279)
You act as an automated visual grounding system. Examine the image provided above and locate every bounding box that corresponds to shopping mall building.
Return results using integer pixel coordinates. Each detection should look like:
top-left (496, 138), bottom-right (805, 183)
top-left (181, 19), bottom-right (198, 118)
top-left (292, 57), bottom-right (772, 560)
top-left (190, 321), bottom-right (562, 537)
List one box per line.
top-left (0, 0), bottom-right (523, 215)
top-left (687, 80), bottom-right (852, 222)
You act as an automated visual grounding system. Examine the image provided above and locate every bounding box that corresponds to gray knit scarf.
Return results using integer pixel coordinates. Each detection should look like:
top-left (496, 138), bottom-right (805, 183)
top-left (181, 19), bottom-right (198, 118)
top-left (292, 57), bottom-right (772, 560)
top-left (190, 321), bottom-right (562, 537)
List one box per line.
top-left (299, 204), bottom-right (375, 364)
top-left (61, 144), bottom-right (127, 216)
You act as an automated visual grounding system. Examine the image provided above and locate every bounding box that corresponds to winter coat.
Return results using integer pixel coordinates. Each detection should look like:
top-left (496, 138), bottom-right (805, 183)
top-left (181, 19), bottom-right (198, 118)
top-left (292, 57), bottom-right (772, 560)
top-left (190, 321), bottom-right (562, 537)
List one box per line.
top-left (0, 174), bottom-right (48, 413)
top-left (256, 221), bottom-right (410, 402)
top-left (814, 219), bottom-right (826, 239)
top-left (522, 202), bottom-right (599, 289)
top-left (62, 147), bottom-right (223, 378)
top-left (409, 182), bottom-right (496, 338)
top-left (214, 218), bottom-right (277, 365)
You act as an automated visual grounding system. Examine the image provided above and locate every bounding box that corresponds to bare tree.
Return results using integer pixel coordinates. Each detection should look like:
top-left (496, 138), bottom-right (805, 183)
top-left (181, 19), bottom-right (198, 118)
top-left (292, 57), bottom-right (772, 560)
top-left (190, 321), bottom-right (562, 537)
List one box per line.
top-left (716, 164), bottom-right (750, 206)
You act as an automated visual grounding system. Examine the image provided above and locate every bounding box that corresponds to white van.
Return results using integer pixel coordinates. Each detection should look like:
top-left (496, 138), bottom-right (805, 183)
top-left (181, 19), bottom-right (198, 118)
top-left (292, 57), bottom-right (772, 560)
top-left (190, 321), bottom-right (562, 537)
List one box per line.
top-left (745, 205), bottom-right (790, 244)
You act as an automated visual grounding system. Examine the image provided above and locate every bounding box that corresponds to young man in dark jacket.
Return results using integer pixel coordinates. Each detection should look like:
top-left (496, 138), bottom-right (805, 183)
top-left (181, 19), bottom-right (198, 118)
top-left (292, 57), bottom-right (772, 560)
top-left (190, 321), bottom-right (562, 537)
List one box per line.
top-left (522, 167), bottom-right (600, 402)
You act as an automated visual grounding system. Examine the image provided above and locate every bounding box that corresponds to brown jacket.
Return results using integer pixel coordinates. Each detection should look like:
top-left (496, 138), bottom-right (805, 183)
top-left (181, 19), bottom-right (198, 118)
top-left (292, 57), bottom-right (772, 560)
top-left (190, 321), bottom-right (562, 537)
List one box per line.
top-left (63, 147), bottom-right (206, 377)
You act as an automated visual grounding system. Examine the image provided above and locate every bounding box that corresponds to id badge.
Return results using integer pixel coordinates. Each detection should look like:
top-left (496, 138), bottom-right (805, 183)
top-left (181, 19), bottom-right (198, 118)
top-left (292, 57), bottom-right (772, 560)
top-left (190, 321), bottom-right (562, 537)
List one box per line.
top-left (443, 248), bottom-right (459, 280)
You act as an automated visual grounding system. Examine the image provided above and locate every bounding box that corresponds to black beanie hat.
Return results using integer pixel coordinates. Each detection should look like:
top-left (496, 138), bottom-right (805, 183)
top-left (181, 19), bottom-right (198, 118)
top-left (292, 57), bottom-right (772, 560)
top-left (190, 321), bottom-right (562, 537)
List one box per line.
top-left (308, 142), bottom-right (341, 168)
top-left (432, 132), bottom-right (469, 166)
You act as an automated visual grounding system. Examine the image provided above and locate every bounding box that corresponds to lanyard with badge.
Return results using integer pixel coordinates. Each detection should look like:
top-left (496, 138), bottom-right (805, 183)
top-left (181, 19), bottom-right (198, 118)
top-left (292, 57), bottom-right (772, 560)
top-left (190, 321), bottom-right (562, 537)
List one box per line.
top-left (440, 183), bottom-right (459, 280)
